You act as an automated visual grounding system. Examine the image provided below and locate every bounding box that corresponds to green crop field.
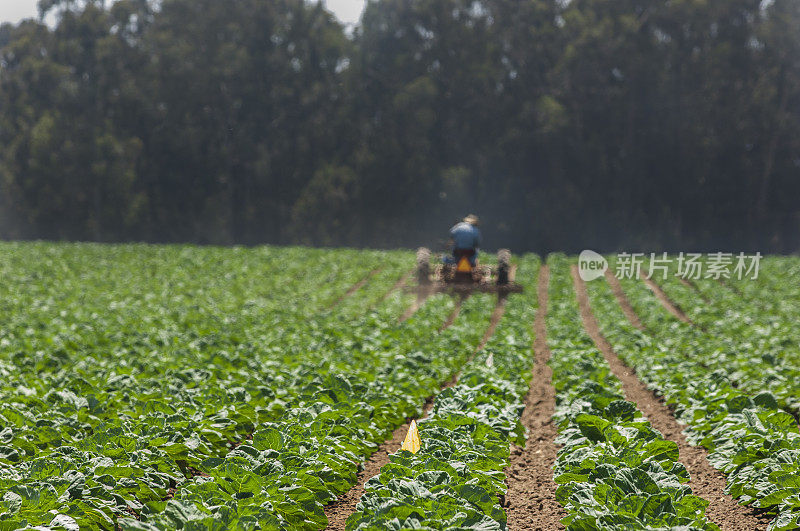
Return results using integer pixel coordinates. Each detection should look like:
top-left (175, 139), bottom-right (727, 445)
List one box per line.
top-left (0, 243), bottom-right (798, 530)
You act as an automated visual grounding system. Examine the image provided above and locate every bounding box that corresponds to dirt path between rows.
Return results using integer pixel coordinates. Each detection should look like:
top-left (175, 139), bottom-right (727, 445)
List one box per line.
top-left (681, 277), bottom-right (711, 303)
top-left (324, 295), bottom-right (508, 530)
top-left (330, 268), bottom-right (383, 309)
top-left (604, 270), bottom-right (644, 330)
top-left (323, 418), bottom-right (416, 530)
top-left (572, 267), bottom-right (767, 530)
top-left (478, 295), bottom-right (507, 350)
top-left (504, 265), bottom-right (566, 530)
top-left (719, 277), bottom-right (743, 296)
top-left (615, 273), bottom-right (715, 370)
top-left (399, 285), bottom-right (433, 322)
top-left (374, 269), bottom-right (413, 308)
top-left (440, 294), bottom-right (467, 331)
top-left (639, 270), bottom-right (695, 325)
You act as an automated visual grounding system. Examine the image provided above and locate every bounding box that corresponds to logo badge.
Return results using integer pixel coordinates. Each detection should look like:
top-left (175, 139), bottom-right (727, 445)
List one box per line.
top-left (578, 250), bottom-right (608, 281)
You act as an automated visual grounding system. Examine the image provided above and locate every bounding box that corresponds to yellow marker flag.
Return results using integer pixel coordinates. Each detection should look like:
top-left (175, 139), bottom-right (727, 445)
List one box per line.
top-left (400, 420), bottom-right (421, 454)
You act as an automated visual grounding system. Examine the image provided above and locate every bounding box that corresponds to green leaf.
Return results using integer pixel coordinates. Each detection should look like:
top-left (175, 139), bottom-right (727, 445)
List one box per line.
top-left (753, 392), bottom-right (778, 410)
top-left (575, 414), bottom-right (611, 442)
top-left (253, 428), bottom-right (284, 451)
top-left (606, 400), bottom-right (638, 422)
top-left (639, 492), bottom-right (675, 519)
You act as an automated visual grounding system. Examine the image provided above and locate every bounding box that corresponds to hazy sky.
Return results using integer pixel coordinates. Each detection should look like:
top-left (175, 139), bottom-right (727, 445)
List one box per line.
top-left (0, 0), bottom-right (368, 25)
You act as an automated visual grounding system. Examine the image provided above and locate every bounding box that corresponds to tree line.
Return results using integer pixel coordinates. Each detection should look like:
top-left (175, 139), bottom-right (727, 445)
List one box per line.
top-left (1, 0), bottom-right (798, 253)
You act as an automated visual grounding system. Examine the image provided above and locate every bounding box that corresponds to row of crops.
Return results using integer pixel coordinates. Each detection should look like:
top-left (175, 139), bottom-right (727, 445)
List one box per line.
top-left (0, 244), bottom-right (537, 529)
top-left (1, 243), bottom-right (799, 529)
top-left (0, 244), bottom-right (419, 528)
top-left (546, 256), bottom-right (717, 529)
top-left (346, 257), bottom-right (540, 530)
top-left (592, 257), bottom-right (800, 530)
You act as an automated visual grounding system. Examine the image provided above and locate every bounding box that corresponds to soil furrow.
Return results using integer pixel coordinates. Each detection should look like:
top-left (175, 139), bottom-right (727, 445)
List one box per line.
top-left (330, 268), bottom-right (383, 308)
top-left (571, 266), bottom-right (766, 530)
top-left (718, 277), bottom-right (742, 295)
top-left (324, 295), bottom-right (507, 530)
top-left (440, 294), bottom-right (467, 332)
top-left (477, 295), bottom-right (506, 350)
top-left (504, 265), bottom-right (566, 530)
top-left (640, 270), bottom-right (695, 325)
top-left (399, 285), bottom-right (433, 322)
top-left (607, 271), bottom-right (714, 369)
top-left (374, 269), bottom-right (413, 307)
top-left (323, 420), bottom-right (412, 530)
top-left (604, 269), bottom-right (645, 330)
top-left (681, 276), bottom-right (711, 303)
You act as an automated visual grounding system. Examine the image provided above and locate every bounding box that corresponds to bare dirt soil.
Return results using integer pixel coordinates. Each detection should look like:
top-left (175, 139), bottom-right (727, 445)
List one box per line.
top-left (572, 266), bottom-right (768, 530)
top-left (399, 285), bottom-right (433, 322)
top-left (639, 271), bottom-right (695, 325)
top-left (331, 268), bottom-right (383, 308)
top-left (478, 295), bottom-right (507, 350)
top-left (504, 266), bottom-right (567, 530)
top-left (680, 277), bottom-right (711, 303)
top-left (719, 277), bottom-right (743, 295)
top-left (374, 269), bottom-right (414, 308)
top-left (440, 294), bottom-right (467, 331)
top-left (604, 269), bottom-right (645, 330)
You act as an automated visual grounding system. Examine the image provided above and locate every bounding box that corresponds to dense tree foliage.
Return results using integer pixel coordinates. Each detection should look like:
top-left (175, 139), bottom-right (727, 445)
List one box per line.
top-left (1, 0), bottom-right (798, 252)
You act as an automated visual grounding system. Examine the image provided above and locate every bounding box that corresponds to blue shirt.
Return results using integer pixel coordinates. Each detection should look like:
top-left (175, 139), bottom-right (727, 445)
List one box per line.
top-left (450, 222), bottom-right (481, 249)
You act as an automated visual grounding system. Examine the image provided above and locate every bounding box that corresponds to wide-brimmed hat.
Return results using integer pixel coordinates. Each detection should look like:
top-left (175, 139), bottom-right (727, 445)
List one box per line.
top-left (463, 214), bottom-right (480, 226)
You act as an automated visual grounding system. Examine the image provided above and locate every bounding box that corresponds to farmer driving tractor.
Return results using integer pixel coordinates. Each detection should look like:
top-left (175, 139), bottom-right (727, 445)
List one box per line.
top-left (446, 214), bottom-right (481, 267)
top-left (416, 214), bottom-right (516, 289)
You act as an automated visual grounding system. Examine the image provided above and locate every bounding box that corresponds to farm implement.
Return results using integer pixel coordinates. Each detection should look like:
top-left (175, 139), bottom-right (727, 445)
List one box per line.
top-left (414, 247), bottom-right (522, 295)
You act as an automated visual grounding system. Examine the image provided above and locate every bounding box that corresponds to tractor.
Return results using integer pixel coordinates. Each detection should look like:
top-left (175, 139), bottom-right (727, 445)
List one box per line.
top-left (414, 247), bottom-right (522, 294)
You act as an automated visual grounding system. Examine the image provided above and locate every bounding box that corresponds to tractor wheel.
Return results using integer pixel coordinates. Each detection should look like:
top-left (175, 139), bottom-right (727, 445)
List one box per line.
top-left (416, 247), bottom-right (431, 285)
top-left (497, 249), bottom-right (511, 285)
